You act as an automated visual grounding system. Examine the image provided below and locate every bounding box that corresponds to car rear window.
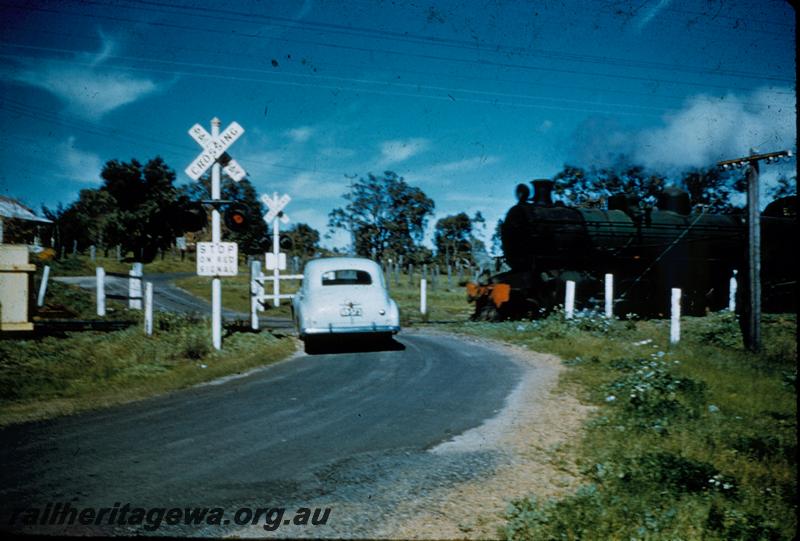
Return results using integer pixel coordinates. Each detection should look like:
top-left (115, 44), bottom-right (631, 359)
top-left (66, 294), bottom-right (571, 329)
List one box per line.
top-left (321, 269), bottom-right (373, 286)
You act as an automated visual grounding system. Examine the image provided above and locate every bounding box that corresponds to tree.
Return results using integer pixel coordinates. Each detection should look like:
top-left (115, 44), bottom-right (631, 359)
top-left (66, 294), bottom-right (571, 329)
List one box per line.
top-left (553, 161), bottom-right (666, 209)
top-left (52, 188), bottom-right (117, 253)
top-left (282, 223), bottom-right (320, 258)
top-left (552, 158), bottom-right (750, 212)
top-left (433, 211), bottom-right (488, 265)
top-left (99, 157), bottom-right (181, 261)
top-left (681, 167), bottom-right (743, 211)
top-left (328, 171), bottom-right (435, 260)
top-left (769, 175), bottom-right (797, 199)
top-left (490, 218), bottom-right (504, 257)
top-left (434, 212), bottom-right (472, 264)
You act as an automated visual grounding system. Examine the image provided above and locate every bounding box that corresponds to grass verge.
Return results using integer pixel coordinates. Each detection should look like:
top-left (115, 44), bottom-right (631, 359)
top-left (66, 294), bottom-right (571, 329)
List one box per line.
top-left (175, 272), bottom-right (474, 324)
top-left (41, 253), bottom-right (197, 276)
top-left (443, 311), bottom-right (796, 540)
top-left (1, 285), bottom-right (297, 427)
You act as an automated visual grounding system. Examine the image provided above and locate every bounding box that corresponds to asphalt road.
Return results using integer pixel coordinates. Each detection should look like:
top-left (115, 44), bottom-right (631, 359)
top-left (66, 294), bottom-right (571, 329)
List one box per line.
top-left (0, 332), bottom-right (522, 536)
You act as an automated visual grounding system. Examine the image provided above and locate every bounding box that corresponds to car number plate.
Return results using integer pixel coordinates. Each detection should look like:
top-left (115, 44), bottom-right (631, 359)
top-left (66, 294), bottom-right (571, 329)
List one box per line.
top-left (340, 306), bottom-right (363, 317)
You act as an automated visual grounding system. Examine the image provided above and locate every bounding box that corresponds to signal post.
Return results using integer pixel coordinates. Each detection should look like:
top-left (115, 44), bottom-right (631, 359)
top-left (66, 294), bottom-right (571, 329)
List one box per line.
top-left (185, 117), bottom-right (247, 350)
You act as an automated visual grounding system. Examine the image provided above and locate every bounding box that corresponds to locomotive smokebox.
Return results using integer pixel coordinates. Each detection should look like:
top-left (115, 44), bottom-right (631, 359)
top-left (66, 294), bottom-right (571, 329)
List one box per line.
top-left (531, 179), bottom-right (555, 207)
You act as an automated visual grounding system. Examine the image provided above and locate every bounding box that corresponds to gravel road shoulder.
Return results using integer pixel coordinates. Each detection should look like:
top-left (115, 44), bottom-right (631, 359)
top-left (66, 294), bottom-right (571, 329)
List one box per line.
top-left (379, 330), bottom-right (594, 539)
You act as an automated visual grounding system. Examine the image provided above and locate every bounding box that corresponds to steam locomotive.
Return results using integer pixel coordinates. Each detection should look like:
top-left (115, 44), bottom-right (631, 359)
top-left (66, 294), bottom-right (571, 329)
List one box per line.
top-left (467, 179), bottom-right (796, 320)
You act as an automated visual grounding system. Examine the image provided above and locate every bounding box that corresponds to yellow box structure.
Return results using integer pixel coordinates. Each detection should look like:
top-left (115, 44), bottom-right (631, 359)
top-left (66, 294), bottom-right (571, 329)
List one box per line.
top-left (0, 245), bottom-right (35, 331)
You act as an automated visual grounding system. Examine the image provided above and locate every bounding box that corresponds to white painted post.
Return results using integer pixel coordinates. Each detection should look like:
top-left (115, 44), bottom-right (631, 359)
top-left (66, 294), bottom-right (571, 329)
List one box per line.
top-left (420, 278), bottom-right (427, 315)
top-left (96, 266), bottom-right (106, 316)
top-left (250, 259), bottom-right (261, 330)
top-left (144, 282), bottom-right (153, 336)
top-left (728, 270), bottom-right (738, 312)
top-left (89, 245), bottom-right (96, 261)
top-left (565, 279), bottom-right (575, 319)
top-left (116, 245), bottom-right (121, 261)
top-left (604, 273), bottom-right (613, 318)
top-left (129, 262), bottom-right (143, 310)
top-left (272, 218), bottom-right (281, 307)
top-left (211, 117), bottom-right (222, 350)
top-left (37, 265), bottom-right (50, 307)
top-left (670, 288), bottom-right (681, 344)
top-left (212, 279), bottom-right (221, 349)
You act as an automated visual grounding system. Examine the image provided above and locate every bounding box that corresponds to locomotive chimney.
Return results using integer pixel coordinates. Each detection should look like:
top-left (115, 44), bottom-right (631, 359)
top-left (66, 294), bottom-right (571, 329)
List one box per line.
top-left (531, 179), bottom-right (554, 207)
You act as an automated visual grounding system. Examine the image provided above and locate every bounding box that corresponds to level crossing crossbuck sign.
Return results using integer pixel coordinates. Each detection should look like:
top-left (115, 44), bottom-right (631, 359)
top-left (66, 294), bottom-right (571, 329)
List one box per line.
top-left (262, 193), bottom-right (291, 223)
top-left (185, 121), bottom-right (246, 181)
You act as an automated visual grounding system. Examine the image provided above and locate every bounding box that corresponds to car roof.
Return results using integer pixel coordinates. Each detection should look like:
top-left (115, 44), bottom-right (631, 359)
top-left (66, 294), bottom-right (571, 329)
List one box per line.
top-left (303, 257), bottom-right (382, 276)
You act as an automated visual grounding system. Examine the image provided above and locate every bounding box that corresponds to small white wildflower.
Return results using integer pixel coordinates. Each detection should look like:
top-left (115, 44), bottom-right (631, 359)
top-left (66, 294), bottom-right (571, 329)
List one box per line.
top-left (708, 405), bottom-right (720, 413)
top-left (656, 351), bottom-right (665, 357)
top-left (605, 395), bottom-right (616, 402)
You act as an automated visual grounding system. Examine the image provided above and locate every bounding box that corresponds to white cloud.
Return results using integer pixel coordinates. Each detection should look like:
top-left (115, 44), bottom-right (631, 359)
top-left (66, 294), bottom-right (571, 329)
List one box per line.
top-left (431, 155), bottom-right (500, 173)
top-left (634, 88), bottom-right (796, 170)
top-left (269, 172), bottom-right (346, 200)
top-left (57, 137), bottom-right (103, 183)
top-left (9, 35), bottom-right (161, 120)
top-left (568, 87), bottom-right (796, 173)
top-left (285, 126), bottom-right (314, 143)
top-left (379, 138), bottom-right (430, 164)
top-left (403, 155), bottom-right (502, 188)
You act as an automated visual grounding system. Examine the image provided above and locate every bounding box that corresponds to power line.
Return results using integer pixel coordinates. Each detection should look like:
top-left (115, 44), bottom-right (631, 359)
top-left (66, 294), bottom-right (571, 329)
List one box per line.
top-left (0, 50), bottom-right (678, 117)
top-left (2, 2), bottom-right (793, 95)
top-left (0, 42), bottom-right (685, 114)
top-left (6, 25), bottom-right (789, 111)
top-left (87, 0), bottom-right (797, 75)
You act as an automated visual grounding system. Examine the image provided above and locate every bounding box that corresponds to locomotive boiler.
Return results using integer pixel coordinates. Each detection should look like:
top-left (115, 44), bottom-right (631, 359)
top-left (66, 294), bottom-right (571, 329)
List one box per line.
top-left (468, 179), bottom-right (796, 320)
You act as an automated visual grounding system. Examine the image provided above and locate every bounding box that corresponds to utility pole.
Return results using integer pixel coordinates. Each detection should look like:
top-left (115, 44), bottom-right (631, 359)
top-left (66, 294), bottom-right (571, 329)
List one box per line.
top-left (345, 174), bottom-right (357, 255)
top-left (717, 148), bottom-right (793, 352)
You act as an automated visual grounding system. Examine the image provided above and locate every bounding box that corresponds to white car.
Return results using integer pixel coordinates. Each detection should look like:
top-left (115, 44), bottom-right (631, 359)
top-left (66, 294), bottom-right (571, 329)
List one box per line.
top-left (292, 257), bottom-right (401, 347)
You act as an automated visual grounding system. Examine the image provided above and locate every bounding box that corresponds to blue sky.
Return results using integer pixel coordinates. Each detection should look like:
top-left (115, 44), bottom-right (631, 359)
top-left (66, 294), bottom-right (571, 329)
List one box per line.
top-left (0, 0), bottom-right (795, 250)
